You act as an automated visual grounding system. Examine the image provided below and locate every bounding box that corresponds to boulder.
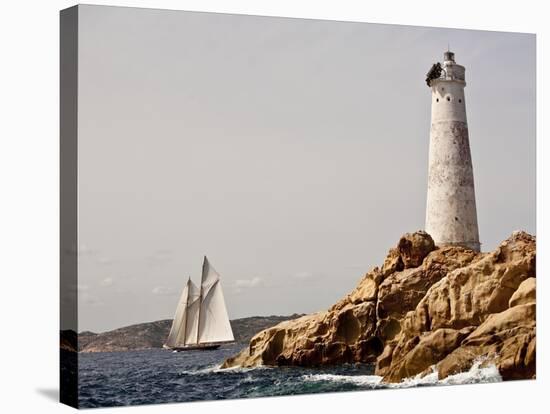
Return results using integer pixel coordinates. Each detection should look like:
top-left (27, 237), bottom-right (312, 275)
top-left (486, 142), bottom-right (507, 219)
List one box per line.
top-left (374, 245), bottom-right (479, 345)
top-left (397, 231), bottom-right (436, 268)
top-left (347, 270), bottom-right (380, 304)
top-left (436, 303), bottom-right (536, 380)
top-left (382, 326), bottom-right (475, 382)
top-left (509, 277), bottom-right (536, 307)
top-left (376, 246), bottom-right (479, 322)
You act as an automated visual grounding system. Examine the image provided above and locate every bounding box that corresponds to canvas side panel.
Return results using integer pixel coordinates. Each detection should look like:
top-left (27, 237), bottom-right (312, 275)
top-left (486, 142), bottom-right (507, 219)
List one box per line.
top-left (60, 5), bottom-right (79, 409)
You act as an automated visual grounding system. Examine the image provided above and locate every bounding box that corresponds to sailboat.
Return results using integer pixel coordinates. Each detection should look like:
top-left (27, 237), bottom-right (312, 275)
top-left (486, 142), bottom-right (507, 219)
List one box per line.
top-left (163, 256), bottom-right (235, 351)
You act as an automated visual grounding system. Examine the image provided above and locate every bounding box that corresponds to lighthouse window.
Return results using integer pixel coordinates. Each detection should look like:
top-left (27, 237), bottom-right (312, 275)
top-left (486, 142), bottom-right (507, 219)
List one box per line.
top-left (459, 99), bottom-right (462, 103)
top-left (436, 98), bottom-right (439, 102)
top-left (447, 96), bottom-right (451, 101)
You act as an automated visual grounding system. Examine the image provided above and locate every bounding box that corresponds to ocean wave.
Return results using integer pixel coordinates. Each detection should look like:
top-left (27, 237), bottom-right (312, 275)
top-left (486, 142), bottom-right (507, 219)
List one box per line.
top-left (301, 373), bottom-right (382, 387)
top-left (179, 364), bottom-right (221, 375)
top-left (180, 364), bottom-right (273, 376)
top-left (215, 364), bottom-right (273, 373)
top-left (302, 358), bottom-right (502, 388)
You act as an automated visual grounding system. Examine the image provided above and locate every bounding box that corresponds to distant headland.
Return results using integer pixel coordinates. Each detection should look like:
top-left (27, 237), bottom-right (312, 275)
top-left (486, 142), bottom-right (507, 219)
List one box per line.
top-left (61, 314), bottom-right (303, 353)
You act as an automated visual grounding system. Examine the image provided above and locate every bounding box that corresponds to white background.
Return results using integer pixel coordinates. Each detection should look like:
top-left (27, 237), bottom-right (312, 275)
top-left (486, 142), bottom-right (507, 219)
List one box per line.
top-left (0, 0), bottom-right (546, 413)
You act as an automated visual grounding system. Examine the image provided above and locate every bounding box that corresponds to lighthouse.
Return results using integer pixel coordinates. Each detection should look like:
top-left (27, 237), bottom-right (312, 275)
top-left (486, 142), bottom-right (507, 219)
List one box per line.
top-left (425, 51), bottom-right (480, 252)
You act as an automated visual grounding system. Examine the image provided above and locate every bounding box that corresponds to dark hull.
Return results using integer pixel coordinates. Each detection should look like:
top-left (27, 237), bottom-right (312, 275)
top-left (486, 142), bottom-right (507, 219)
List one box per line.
top-left (164, 341), bottom-right (234, 352)
top-left (173, 344), bottom-right (220, 351)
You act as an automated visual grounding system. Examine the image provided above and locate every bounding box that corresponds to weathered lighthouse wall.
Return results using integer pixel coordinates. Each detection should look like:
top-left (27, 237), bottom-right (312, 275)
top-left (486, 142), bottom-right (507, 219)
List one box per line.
top-left (425, 55), bottom-right (480, 252)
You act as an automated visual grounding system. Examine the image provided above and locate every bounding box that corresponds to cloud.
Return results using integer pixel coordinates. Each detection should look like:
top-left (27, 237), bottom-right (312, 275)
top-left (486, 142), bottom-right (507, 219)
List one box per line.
top-left (78, 244), bottom-right (98, 257)
top-left (152, 286), bottom-right (176, 296)
top-left (234, 277), bottom-right (264, 288)
top-left (99, 277), bottom-right (114, 287)
top-left (97, 256), bottom-right (115, 265)
top-left (77, 284), bottom-right (89, 292)
top-left (294, 271), bottom-right (313, 279)
top-left (80, 292), bottom-right (103, 306)
top-left (232, 277), bottom-right (265, 294)
top-left (146, 249), bottom-right (173, 267)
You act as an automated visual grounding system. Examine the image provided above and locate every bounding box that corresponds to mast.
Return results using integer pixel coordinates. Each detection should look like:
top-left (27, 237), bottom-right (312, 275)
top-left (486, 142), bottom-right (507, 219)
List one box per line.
top-left (196, 256), bottom-right (206, 344)
top-left (181, 277), bottom-right (191, 345)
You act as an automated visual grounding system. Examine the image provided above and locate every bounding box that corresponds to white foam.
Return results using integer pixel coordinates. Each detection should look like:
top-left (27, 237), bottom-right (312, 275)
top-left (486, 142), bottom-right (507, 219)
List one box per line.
top-left (179, 364), bottom-right (223, 375)
top-left (301, 373), bottom-right (383, 387)
top-left (438, 360), bottom-right (502, 385)
top-left (181, 364), bottom-right (273, 376)
top-left (302, 358), bottom-right (502, 388)
top-left (212, 365), bottom-right (259, 373)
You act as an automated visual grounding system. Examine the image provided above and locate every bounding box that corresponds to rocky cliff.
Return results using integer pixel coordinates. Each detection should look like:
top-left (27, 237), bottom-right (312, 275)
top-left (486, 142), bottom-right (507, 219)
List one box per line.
top-left (222, 231), bottom-right (536, 383)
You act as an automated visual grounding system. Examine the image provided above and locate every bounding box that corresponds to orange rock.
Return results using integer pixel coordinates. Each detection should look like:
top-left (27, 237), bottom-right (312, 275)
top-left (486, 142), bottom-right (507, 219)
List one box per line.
top-left (222, 231), bottom-right (536, 384)
top-left (509, 277), bottom-right (536, 307)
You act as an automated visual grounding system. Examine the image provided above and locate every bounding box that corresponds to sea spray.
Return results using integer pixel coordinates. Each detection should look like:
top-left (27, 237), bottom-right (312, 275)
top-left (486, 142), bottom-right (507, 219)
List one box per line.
top-left (301, 358), bottom-right (502, 389)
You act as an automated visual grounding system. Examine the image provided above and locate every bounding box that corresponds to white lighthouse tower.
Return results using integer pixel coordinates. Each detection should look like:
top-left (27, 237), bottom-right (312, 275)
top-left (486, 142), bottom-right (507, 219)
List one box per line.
top-left (425, 50), bottom-right (480, 252)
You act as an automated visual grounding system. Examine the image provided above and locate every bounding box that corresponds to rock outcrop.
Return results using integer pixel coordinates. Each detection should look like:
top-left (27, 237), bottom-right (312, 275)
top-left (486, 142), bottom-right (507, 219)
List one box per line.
top-left (435, 303), bottom-right (536, 380)
top-left (222, 231), bottom-right (536, 383)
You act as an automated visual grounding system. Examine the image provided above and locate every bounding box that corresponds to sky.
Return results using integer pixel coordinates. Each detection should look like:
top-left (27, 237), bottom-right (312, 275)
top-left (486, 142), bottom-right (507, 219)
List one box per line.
top-left (76, 5), bottom-right (536, 333)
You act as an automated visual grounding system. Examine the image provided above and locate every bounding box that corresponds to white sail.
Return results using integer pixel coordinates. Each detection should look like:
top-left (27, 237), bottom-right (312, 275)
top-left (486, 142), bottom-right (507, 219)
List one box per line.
top-left (198, 257), bottom-right (234, 343)
top-left (166, 257), bottom-right (234, 349)
top-left (183, 281), bottom-right (201, 345)
top-left (200, 256), bottom-right (220, 298)
top-left (165, 280), bottom-right (190, 348)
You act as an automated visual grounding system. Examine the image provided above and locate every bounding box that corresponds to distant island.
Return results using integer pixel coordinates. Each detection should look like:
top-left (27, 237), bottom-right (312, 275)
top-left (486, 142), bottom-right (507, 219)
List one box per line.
top-left (61, 314), bottom-right (303, 353)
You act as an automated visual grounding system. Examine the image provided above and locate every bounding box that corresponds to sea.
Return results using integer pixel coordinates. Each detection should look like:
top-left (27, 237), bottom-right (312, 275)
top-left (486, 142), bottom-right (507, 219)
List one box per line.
top-left (78, 343), bottom-right (502, 408)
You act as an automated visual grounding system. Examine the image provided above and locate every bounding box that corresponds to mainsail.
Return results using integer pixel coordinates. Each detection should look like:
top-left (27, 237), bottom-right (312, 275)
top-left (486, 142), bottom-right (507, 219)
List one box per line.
top-left (165, 278), bottom-right (192, 348)
top-left (183, 280), bottom-right (201, 345)
top-left (198, 257), bottom-right (234, 344)
top-left (165, 256), bottom-right (234, 349)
